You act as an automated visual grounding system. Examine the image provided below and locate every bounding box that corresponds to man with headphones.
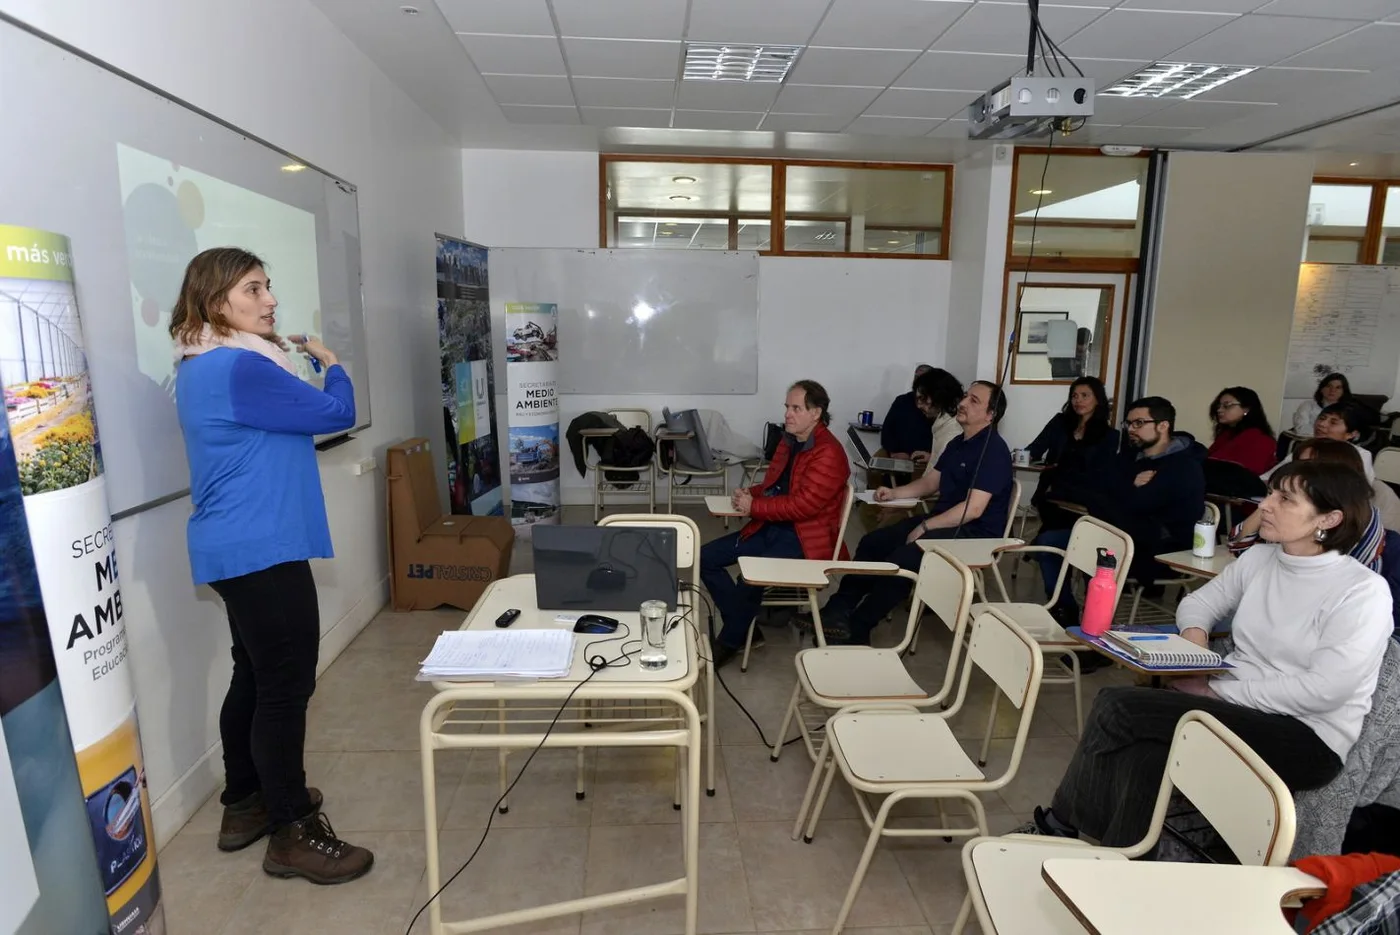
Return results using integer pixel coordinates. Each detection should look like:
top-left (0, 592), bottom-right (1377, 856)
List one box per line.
top-left (819, 380), bottom-right (1014, 646)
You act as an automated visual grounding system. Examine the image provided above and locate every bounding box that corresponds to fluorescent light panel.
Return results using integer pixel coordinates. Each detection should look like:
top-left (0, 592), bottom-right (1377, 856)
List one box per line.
top-left (683, 43), bottom-right (802, 83)
top-left (1102, 62), bottom-right (1255, 100)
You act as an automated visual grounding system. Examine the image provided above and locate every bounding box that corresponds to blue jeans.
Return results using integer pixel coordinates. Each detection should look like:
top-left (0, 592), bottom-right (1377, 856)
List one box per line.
top-left (1033, 527), bottom-right (1077, 613)
top-left (700, 524), bottom-right (804, 648)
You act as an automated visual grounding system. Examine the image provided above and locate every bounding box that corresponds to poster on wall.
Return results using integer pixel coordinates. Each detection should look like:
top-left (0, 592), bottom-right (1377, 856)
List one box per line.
top-left (0, 226), bottom-right (165, 935)
top-left (505, 302), bottom-right (560, 533)
top-left (437, 235), bottom-right (502, 516)
top-left (0, 361), bottom-right (111, 934)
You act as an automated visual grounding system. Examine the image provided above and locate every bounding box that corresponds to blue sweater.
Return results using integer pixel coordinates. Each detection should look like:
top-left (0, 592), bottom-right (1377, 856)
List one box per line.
top-left (175, 349), bottom-right (356, 585)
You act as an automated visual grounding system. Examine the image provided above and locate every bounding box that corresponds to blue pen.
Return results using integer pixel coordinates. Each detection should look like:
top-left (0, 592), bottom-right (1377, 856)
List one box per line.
top-left (1126, 635), bottom-right (1169, 641)
top-left (292, 334), bottom-right (322, 373)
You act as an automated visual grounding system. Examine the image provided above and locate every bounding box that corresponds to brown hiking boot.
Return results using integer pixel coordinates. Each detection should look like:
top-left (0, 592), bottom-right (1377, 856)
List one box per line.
top-left (218, 787), bottom-right (324, 852)
top-left (263, 812), bottom-right (374, 885)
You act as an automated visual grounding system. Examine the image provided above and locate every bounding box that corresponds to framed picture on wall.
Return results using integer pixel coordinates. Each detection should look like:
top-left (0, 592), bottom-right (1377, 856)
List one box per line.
top-left (1016, 310), bottom-right (1069, 354)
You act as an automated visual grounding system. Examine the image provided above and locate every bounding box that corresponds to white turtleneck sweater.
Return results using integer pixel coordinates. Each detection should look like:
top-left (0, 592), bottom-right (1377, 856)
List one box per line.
top-left (1177, 543), bottom-right (1392, 760)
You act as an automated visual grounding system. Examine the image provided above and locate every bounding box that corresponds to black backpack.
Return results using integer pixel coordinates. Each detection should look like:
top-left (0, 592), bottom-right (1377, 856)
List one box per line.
top-left (603, 427), bottom-right (655, 485)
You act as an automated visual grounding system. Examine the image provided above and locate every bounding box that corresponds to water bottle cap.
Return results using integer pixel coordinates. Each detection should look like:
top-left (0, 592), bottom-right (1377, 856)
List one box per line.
top-left (1096, 547), bottom-right (1117, 569)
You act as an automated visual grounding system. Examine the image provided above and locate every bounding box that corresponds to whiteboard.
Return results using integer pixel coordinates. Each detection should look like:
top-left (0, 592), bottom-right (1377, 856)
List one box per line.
top-left (1285, 264), bottom-right (1400, 398)
top-left (488, 249), bottom-right (759, 395)
top-left (0, 16), bottom-right (370, 516)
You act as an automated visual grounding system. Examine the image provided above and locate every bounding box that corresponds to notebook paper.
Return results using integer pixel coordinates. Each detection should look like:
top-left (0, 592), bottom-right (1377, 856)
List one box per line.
top-left (855, 491), bottom-right (921, 508)
top-left (418, 629), bottom-right (574, 680)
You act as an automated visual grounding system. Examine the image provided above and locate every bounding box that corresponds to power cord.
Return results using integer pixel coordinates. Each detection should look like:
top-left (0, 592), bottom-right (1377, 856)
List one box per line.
top-left (403, 627), bottom-right (641, 934)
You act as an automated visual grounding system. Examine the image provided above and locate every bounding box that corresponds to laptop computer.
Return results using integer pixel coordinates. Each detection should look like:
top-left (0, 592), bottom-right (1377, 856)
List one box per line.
top-left (532, 525), bottom-right (679, 612)
top-left (847, 425), bottom-right (915, 473)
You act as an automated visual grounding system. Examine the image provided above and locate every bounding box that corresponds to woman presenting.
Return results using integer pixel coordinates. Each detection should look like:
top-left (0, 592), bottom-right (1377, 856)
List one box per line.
top-left (170, 247), bottom-right (372, 885)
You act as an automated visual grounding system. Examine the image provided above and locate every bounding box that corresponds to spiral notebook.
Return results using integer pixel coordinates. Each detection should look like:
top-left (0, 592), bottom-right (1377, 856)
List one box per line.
top-left (1101, 630), bottom-right (1225, 668)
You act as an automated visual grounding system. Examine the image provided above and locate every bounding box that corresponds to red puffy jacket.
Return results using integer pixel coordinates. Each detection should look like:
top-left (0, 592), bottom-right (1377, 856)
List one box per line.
top-left (742, 422), bottom-right (851, 560)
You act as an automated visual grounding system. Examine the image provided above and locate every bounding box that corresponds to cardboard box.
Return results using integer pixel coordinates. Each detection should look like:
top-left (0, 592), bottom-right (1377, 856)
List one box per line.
top-left (386, 438), bottom-right (513, 612)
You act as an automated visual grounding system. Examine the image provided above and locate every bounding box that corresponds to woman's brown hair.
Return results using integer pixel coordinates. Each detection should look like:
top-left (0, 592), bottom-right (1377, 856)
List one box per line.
top-left (168, 247), bottom-right (266, 345)
top-left (1294, 437), bottom-right (1365, 476)
top-left (1267, 460), bottom-right (1371, 554)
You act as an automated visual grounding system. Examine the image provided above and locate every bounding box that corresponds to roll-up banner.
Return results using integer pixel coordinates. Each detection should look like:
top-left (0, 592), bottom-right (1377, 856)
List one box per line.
top-left (504, 302), bottom-right (560, 534)
top-left (0, 225), bottom-right (164, 934)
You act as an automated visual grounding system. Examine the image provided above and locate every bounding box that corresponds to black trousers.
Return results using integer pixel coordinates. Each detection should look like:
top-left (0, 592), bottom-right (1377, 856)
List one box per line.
top-left (210, 560), bottom-right (320, 825)
top-left (1051, 686), bottom-right (1342, 848)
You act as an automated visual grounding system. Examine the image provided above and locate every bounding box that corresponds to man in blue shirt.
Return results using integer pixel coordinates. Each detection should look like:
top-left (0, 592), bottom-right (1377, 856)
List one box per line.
top-left (819, 380), bottom-right (1014, 645)
top-left (879, 364), bottom-right (935, 459)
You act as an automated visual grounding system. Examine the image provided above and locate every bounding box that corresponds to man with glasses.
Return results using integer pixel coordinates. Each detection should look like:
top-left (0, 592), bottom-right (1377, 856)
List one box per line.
top-left (1034, 396), bottom-right (1206, 629)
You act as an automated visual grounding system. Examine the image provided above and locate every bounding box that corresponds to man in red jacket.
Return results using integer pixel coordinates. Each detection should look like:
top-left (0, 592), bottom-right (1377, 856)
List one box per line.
top-left (700, 380), bottom-right (850, 669)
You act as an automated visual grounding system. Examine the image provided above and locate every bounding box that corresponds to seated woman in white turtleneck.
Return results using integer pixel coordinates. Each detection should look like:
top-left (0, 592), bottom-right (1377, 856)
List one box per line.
top-left (1019, 459), bottom-right (1392, 846)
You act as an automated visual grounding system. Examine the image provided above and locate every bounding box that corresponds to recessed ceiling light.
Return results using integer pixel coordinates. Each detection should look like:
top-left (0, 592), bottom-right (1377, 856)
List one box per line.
top-left (669, 194), bottom-right (693, 202)
top-left (683, 43), bottom-right (802, 83)
top-left (887, 240), bottom-right (900, 245)
top-left (1030, 189), bottom-right (1052, 195)
top-left (281, 164), bottom-right (307, 173)
top-left (1350, 162), bottom-right (1360, 167)
top-left (1102, 62), bottom-right (1255, 100)
top-left (672, 176), bottom-right (697, 184)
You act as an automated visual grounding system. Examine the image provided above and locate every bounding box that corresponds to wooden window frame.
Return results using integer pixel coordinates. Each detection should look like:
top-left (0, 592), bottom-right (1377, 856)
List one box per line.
top-left (999, 279), bottom-right (1122, 388)
top-left (599, 154), bottom-right (954, 260)
top-left (1308, 177), bottom-right (1398, 265)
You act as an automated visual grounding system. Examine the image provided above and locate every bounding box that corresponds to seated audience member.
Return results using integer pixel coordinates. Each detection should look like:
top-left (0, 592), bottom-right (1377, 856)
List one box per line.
top-left (1228, 439), bottom-right (1384, 570)
top-left (1037, 396), bottom-right (1206, 621)
top-left (1018, 460), bottom-right (1390, 846)
top-left (700, 380), bottom-right (849, 669)
top-left (1206, 386), bottom-right (1277, 475)
top-left (878, 364), bottom-right (935, 461)
top-left (1293, 372), bottom-right (1354, 437)
top-left (1027, 377), bottom-right (1119, 532)
top-left (909, 367), bottom-right (965, 470)
top-left (818, 381), bottom-right (1013, 645)
top-left (1269, 402), bottom-right (1375, 481)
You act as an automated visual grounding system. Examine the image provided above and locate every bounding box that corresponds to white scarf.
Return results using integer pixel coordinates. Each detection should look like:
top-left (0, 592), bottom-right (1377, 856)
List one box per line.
top-left (173, 325), bottom-right (298, 375)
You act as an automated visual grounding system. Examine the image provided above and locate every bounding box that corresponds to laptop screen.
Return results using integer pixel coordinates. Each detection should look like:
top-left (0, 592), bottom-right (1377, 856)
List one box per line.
top-left (846, 425), bottom-right (874, 463)
top-left (532, 525), bottom-right (679, 612)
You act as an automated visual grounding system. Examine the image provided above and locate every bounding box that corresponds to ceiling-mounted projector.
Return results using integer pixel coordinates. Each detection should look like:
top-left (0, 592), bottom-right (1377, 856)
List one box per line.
top-left (968, 76), bottom-right (1095, 141)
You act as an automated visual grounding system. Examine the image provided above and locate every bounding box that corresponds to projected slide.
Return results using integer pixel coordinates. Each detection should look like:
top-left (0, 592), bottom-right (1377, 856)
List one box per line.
top-left (116, 143), bottom-right (323, 388)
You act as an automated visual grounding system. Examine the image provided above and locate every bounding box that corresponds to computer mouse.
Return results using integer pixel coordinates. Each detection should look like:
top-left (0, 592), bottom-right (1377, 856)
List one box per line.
top-left (573, 614), bottom-right (620, 634)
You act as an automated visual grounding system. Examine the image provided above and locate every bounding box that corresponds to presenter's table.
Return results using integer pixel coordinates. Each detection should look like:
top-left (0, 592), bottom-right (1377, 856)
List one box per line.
top-left (418, 574), bottom-right (703, 935)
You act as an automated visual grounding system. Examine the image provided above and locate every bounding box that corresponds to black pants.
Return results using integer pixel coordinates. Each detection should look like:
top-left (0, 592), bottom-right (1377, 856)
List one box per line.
top-left (210, 560), bottom-right (320, 825)
top-left (1051, 686), bottom-right (1342, 847)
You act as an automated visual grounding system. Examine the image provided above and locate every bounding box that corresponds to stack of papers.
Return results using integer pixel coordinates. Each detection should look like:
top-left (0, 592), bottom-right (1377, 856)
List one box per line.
top-left (855, 490), bottom-right (920, 508)
top-left (418, 629), bottom-right (575, 681)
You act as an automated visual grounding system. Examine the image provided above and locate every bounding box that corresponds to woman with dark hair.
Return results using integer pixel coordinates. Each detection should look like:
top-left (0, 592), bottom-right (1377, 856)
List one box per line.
top-left (1207, 386), bottom-right (1277, 475)
top-left (1293, 372), bottom-right (1353, 436)
top-left (1019, 460), bottom-right (1391, 845)
top-left (910, 366), bottom-right (965, 470)
top-left (1269, 402), bottom-right (1376, 481)
top-left (1026, 377), bottom-right (1119, 534)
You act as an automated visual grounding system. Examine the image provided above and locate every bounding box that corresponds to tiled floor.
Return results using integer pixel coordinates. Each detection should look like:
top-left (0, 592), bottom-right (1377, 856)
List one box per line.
top-left (163, 505), bottom-right (1137, 935)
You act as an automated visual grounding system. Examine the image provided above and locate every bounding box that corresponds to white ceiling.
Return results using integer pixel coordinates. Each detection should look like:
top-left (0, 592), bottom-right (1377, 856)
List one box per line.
top-left (311, 0), bottom-right (1400, 159)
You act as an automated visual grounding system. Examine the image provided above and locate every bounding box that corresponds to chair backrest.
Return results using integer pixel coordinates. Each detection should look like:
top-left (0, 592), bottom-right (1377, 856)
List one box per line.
top-left (1203, 500), bottom-right (1220, 528)
top-left (1003, 478), bottom-right (1022, 537)
top-left (947, 607), bottom-right (1044, 789)
top-left (832, 481), bottom-right (856, 560)
top-left (1375, 447), bottom-right (1400, 486)
top-left (598, 513), bottom-right (700, 583)
top-left (1056, 515), bottom-right (1135, 605)
top-left (607, 408), bottom-right (652, 433)
top-left (902, 547), bottom-right (976, 690)
top-left (1142, 710), bottom-right (1296, 865)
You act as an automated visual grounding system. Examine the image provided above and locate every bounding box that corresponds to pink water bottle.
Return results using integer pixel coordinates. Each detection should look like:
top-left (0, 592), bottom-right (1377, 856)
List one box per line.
top-left (1080, 548), bottom-right (1118, 637)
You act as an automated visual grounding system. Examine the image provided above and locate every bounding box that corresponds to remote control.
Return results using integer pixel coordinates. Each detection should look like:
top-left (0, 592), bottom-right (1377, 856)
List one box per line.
top-left (494, 608), bottom-right (521, 628)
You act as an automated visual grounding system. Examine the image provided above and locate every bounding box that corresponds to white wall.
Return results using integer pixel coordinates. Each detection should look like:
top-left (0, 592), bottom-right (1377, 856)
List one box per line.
top-left (461, 148), bottom-right (954, 502)
top-left (0, 0), bottom-right (465, 844)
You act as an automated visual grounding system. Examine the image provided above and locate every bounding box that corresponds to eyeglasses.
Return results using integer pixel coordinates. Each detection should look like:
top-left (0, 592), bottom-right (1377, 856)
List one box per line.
top-left (1216, 401), bottom-right (1241, 411)
top-left (1123, 418), bottom-right (1162, 430)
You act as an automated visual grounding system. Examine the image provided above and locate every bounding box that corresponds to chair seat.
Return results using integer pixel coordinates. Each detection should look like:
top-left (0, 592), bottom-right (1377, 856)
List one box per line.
top-left (830, 711), bottom-right (982, 785)
top-left (967, 836), bottom-right (1125, 935)
top-left (797, 648), bottom-right (930, 704)
top-left (971, 603), bottom-right (1077, 647)
top-left (670, 465), bottom-right (725, 477)
top-left (596, 462), bottom-right (652, 472)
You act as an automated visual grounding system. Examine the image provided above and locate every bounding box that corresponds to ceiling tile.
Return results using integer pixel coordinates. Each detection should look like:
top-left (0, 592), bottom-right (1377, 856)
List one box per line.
top-left (674, 110), bottom-right (767, 130)
top-left (760, 113), bottom-right (855, 132)
top-left (788, 47), bottom-right (922, 86)
top-left (1060, 10), bottom-right (1235, 61)
top-left (808, 0), bottom-right (972, 51)
top-left (498, 104), bottom-right (580, 124)
top-left (552, 0), bottom-right (688, 40)
top-left (1095, 125), bottom-right (1204, 146)
top-left (866, 88), bottom-right (976, 120)
top-left (1171, 14), bottom-right (1360, 65)
top-left (1088, 95), bottom-right (1175, 124)
top-left (1127, 99), bottom-right (1274, 126)
top-left (1194, 66), bottom-right (1366, 102)
top-left (926, 118), bottom-right (971, 138)
top-left (931, 3), bottom-right (1107, 55)
top-left (1115, 0), bottom-right (1265, 11)
top-left (1072, 58), bottom-right (1153, 86)
top-left (571, 77), bottom-right (676, 108)
top-left (563, 38), bottom-right (681, 79)
top-left (579, 107), bottom-right (673, 128)
top-left (773, 84), bottom-right (885, 114)
top-left (847, 114), bottom-right (947, 137)
top-left (1281, 23), bottom-right (1400, 68)
top-left (436, 0), bottom-right (554, 36)
top-left (895, 51), bottom-right (1023, 89)
top-left (686, 0), bottom-right (832, 44)
top-left (458, 34), bottom-right (566, 75)
top-left (1254, 0), bottom-right (1400, 19)
top-left (481, 74), bottom-right (576, 106)
top-left (674, 81), bottom-right (782, 110)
